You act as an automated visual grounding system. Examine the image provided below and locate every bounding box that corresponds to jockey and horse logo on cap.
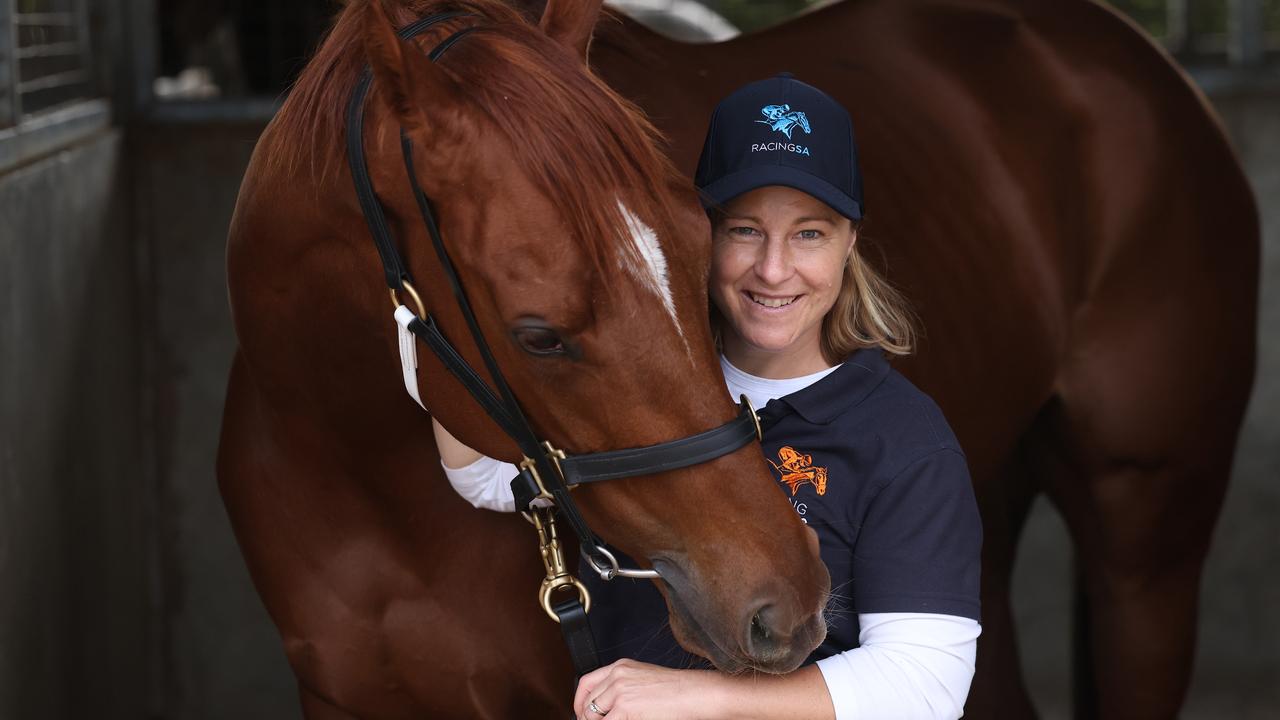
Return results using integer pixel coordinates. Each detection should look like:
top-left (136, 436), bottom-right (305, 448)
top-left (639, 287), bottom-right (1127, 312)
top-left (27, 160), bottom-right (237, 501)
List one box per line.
top-left (757, 104), bottom-right (811, 139)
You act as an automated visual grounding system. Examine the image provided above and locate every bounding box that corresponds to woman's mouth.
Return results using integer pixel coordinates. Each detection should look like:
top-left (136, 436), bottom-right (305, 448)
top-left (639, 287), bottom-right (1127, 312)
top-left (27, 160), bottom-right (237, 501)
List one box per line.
top-left (746, 291), bottom-right (800, 309)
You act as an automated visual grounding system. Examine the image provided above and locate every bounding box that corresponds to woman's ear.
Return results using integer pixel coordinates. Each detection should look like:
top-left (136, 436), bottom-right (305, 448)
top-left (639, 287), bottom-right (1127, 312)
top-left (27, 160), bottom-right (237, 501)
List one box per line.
top-left (539, 0), bottom-right (604, 62)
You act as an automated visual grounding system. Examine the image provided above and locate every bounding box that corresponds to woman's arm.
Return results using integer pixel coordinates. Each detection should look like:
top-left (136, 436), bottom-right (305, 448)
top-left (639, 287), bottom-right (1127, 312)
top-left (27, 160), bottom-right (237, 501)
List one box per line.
top-left (573, 660), bottom-right (833, 720)
top-left (814, 613), bottom-right (978, 720)
top-left (571, 613), bottom-right (978, 720)
top-left (432, 419), bottom-right (519, 511)
top-left (432, 418), bottom-right (487, 469)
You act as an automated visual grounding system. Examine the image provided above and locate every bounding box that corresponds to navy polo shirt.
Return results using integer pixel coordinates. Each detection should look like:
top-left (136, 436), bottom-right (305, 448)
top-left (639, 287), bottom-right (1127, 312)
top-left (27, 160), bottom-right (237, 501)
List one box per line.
top-left (581, 347), bottom-right (982, 667)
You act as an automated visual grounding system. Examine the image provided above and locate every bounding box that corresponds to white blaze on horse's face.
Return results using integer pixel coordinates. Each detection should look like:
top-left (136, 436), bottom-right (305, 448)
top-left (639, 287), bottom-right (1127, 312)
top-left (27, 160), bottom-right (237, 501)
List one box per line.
top-left (617, 201), bottom-right (688, 353)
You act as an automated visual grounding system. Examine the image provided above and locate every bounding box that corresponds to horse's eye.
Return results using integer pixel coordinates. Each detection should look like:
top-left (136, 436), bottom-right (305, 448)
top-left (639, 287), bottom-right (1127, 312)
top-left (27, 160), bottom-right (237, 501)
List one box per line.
top-left (512, 326), bottom-right (567, 356)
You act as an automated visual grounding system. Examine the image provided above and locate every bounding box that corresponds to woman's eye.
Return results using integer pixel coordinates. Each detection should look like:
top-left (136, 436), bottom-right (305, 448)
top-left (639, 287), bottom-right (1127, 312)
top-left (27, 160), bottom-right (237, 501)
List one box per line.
top-left (729, 226), bottom-right (760, 237)
top-left (512, 327), bottom-right (567, 356)
top-left (797, 229), bottom-right (822, 240)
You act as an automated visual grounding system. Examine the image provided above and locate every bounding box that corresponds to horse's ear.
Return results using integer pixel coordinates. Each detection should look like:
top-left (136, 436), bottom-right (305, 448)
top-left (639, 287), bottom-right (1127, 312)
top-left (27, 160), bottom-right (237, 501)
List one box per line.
top-left (539, 0), bottom-right (603, 62)
top-left (361, 0), bottom-right (461, 134)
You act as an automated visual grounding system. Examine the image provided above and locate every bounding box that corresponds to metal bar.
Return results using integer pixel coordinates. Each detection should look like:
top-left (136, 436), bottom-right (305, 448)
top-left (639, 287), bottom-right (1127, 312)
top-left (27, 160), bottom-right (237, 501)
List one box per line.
top-left (144, 96), bottom-right (282, 123)
top-left (74, 0), bottom-right (91, 96)
top-left (0, 97), bottom-right (108, 174)
top-left (1229, 0), bottom-right (1266, 65)
top-left (124, 0), bottom-right (155, 115)
top-left (15, 12), bottom-right (78, 26)
top-left (1167, 0), bottom-right (1189, 52)
top-left (15, 40), bottom-right (79, 57)
top-left (16, 67), bottom-right (85, 93)
top-left (2, 0), bottom-right (17, 125)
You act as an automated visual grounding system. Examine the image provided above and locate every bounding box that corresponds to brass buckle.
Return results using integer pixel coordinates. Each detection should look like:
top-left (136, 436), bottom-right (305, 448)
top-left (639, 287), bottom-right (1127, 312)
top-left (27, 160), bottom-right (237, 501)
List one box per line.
top-left (519, 455), bottom-right (555, 503)
top-left (542, 441), bottom-right (570, 487)
top-left (527, 506), bottom-right (590, 621)
top-left (518, 441), bottom-right (572, 503)
top-left (741, 395), bottom-right (763, 442)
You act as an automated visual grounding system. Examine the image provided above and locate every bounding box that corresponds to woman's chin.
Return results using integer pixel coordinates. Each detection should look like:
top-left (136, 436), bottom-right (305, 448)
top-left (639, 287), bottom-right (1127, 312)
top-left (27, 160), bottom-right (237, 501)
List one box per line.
top-left (737, 332), bottom-right (803, 356)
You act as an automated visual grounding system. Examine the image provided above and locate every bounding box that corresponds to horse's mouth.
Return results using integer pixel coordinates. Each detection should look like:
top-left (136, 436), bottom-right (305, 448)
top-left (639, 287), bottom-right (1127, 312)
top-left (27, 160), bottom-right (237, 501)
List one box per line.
top-left (652, 558), bottom-right (789, 674)
top-left (652, 556), bottom-right (825, 674)
top-left (662, 585), bottom-right (747, 672)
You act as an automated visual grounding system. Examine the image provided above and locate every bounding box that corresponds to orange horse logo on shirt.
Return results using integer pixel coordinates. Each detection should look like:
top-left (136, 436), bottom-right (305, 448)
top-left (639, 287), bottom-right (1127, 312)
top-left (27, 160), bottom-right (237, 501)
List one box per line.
top-left (769, 446), bottom-right (828, 496)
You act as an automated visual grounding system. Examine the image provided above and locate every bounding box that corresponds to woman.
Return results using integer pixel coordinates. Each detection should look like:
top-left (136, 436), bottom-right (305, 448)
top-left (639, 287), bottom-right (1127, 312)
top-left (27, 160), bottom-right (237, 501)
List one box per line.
top-left (435, 75), bottom-right (982, 720)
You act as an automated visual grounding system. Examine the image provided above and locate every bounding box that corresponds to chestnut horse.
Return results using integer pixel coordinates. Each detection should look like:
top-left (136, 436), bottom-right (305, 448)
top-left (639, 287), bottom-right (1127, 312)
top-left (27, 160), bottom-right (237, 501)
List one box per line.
top-left (220, 0), bottom-right (1258, 718)
top-left (219, 0), bottom-right (832, 717)
top-left (566, 0), bottom-right (1257, 717)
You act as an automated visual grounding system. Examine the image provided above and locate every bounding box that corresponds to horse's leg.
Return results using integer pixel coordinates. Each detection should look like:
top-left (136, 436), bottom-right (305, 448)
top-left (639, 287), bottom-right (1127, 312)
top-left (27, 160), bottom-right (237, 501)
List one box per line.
top-left (1035, 336), bottom-right (1248, 718)
top-left (965, 456), bottom-right (1042, 719)
top-left (1044, 454), bottom-right (1226, 718)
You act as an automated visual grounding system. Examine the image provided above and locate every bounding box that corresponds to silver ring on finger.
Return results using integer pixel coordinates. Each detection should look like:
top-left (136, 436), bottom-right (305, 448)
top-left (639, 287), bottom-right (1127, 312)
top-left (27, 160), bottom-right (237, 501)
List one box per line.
top-left (588, 699), bottom-right (608, 716)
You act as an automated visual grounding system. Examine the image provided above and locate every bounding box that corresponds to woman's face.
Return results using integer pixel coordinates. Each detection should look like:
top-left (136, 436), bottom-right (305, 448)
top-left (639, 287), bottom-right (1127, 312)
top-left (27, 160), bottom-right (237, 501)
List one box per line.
top-left (710, 186), bottom-right (855, 367)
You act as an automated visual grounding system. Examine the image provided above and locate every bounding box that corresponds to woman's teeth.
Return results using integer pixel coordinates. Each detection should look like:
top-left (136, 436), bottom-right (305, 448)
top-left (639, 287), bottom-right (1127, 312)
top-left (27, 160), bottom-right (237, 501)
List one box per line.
top-left (749, 292), bottom-right (798, 308)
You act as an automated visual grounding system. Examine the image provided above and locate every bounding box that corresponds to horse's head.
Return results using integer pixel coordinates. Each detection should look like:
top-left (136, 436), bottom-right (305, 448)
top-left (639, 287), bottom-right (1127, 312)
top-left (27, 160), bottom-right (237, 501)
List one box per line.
top-left (360, 0), bottom-right (829, 672)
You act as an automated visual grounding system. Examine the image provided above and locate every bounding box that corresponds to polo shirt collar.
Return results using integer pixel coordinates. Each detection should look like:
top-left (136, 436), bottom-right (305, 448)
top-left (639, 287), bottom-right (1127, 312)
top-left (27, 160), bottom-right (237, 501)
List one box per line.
top-left (760, 346), bottom-right (890, 426)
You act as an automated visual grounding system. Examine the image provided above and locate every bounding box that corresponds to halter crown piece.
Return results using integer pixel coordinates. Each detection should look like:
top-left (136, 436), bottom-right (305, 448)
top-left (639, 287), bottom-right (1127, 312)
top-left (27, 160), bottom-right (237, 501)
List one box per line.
top-left (346, 13), bottom-right (762, 677)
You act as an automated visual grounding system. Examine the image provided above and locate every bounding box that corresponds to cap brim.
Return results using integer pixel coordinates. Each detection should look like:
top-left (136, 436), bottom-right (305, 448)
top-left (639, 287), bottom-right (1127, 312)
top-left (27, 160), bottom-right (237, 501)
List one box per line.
top-left (699, 165), bottom-right (863, 221)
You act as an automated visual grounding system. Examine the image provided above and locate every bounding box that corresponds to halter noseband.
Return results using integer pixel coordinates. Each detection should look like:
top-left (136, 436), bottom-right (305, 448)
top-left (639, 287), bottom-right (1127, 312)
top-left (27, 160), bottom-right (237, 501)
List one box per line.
top-left (345, 12), bottom-right (762, 676)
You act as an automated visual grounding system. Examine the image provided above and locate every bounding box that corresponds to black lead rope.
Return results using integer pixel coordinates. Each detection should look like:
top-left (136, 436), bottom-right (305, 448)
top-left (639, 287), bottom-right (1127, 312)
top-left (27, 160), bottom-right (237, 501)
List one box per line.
top-left (346, 12), bottom-right (764, 680)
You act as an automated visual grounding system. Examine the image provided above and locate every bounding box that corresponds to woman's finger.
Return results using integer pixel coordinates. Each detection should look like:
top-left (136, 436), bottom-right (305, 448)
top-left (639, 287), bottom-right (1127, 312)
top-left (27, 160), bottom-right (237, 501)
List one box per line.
top-left (583, 682), bottom-right (621, 719)
top-left (573, 662), bottom-right (618, 718)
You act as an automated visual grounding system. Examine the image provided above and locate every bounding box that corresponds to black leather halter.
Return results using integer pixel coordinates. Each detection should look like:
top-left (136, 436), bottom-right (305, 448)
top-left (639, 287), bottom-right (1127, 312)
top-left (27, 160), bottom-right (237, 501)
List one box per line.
top-left (345, 12), bottom-right (761, 674)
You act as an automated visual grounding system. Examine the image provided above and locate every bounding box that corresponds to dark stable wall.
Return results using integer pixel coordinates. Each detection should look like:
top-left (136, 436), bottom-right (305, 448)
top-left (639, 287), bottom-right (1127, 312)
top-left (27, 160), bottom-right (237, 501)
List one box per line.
top-left (0, 130), bottom-right (148, 719)
top-left (131, 120), bottom-right (302, 720)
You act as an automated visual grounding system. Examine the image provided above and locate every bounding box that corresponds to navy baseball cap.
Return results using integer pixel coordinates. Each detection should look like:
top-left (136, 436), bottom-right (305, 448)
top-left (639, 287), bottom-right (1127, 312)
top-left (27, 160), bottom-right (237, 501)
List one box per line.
top-left (695, 73), bottom-right (864, 221)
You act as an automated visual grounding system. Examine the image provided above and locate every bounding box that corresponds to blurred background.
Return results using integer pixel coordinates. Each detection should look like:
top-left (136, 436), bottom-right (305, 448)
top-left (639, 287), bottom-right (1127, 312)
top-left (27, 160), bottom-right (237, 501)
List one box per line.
top-left (0, 1), bottom-right (1276, 717)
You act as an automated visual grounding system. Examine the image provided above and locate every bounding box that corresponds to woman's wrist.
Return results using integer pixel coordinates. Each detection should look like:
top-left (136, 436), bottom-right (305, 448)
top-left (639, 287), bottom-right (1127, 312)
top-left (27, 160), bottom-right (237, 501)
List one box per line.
top-left (699, 671), bottom-right (740, 720)
top-left (702, 666), bottom-right (834, 720)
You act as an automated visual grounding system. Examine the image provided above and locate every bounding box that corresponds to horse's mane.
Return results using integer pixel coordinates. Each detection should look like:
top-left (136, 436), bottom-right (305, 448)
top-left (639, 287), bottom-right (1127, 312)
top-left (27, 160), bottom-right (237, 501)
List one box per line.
top-left (269, 0), bottom-right (686, 279)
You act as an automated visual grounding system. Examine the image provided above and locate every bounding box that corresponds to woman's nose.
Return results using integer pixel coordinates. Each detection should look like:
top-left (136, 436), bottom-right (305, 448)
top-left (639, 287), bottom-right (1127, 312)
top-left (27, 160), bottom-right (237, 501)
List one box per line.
top-left (754, 237), bottom-right (792, 285)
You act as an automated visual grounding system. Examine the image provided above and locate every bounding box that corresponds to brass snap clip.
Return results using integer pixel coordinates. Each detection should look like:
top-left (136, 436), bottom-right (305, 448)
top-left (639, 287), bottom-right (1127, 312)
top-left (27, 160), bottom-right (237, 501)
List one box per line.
top-left (527, 505), bottom-right (590, 622)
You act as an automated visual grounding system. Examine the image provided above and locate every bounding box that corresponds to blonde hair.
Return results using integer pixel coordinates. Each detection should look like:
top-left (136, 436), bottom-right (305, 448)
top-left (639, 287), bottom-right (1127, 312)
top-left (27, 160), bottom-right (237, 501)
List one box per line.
top-left (821, 232), bottom-right (917, 363)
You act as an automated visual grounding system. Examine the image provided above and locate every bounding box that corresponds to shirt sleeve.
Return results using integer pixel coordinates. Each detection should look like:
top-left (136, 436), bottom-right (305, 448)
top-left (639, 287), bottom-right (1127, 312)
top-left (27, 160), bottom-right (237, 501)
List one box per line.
top-left (441, 455), bottom-right (519, 512)
top-left (815, 613), bottom-right (980, 720)
top-left (852, 447), bottom-right (982, 619)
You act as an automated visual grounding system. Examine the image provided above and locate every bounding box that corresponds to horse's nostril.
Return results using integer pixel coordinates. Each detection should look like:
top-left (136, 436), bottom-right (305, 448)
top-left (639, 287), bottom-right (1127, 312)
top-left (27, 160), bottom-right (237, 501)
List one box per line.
top-left (742, 598), bottom-right (825, 672)
top-left (747, 605), bottom-right (783, 660)
top-left (751, 611), bottom-right (770, 644)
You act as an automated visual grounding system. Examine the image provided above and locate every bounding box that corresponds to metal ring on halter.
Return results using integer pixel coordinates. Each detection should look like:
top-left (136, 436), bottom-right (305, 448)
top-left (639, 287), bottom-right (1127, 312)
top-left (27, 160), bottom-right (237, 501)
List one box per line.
top-left (540, 576), bottom-right (592, 622)
top-left (388, 281), bottom-right (427, 318)
top-left (584, 544), bottom-right (661, 581)
top-left (740, 394), bottom-right (763, 442)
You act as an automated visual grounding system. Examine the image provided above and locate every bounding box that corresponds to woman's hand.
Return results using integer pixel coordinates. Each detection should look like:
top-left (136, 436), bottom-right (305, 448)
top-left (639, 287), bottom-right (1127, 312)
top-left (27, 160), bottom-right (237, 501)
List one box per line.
top-left (572, 658), bottom-right (834, 720)
top-left (573, 659), bottom-right (727, 720)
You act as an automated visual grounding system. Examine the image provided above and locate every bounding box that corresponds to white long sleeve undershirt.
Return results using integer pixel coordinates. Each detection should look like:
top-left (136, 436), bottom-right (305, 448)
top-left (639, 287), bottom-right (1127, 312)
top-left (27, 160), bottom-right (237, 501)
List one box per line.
top-left (441, 453), bottom-right (521, 512)
top-left (437, 357), bottom-right (980, 718)
top-left (815, 613), bottom-right (979, 720)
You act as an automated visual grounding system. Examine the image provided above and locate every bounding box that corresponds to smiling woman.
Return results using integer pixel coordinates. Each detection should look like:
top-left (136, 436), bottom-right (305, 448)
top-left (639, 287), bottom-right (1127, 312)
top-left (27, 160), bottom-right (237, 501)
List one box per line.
top-left (438, 73), bottom-right (983, 720)
top-left (709, 188), bottom-right (858, 378)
